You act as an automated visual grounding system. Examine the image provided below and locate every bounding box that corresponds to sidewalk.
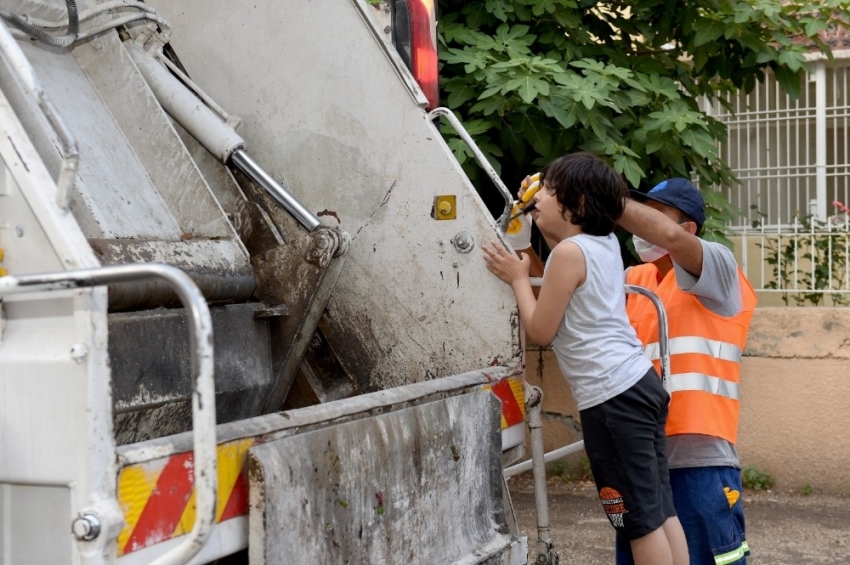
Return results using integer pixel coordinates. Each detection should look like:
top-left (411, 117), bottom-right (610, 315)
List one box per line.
top-left (509, 473), bottom-right (850, 564)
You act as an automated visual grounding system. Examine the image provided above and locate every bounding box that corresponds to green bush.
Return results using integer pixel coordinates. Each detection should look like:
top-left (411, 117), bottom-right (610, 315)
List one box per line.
top-left (742, 464), bottom-right (774, 491)
top-left (547, 456), bottom-right (593, 483)
top-left (546, 459), bottom-right (569, 477)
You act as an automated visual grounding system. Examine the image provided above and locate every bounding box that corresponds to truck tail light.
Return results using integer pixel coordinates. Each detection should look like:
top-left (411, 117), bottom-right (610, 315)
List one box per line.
top-left (392, 0), bottom-right (439, 109)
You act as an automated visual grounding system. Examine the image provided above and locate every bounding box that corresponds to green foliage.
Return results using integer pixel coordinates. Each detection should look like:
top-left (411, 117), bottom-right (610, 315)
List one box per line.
top-left (742, 464), bottom-right (775, 491)
top-left (547, 456), bottom-right (593, 483)
top-left (437, 0), bottom-right (850, 241)
top-left (758, 211), bottom-right (850, 306)
top-left (801, 483), bottom-right (813, 496)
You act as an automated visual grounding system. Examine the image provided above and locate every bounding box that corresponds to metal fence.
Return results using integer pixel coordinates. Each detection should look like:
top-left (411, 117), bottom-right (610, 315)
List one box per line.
top-left (702, 56), bottom-right (850, 304)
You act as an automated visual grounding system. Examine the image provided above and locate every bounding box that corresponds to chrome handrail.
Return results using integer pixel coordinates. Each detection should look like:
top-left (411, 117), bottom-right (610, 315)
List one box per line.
top-left (426, 107), bottom-right (514, 232)
top-left (625, 284), bottom-right (671, 391)
top-left (0, 264), bottom-right (217, 565)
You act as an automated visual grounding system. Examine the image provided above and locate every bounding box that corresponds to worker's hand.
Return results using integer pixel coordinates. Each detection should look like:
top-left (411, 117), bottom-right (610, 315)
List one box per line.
top-left (518, 172), bottom-right (541, 203)
top-left (504, 173), bottom-right (540, 251)
top-left (504, 203), bottom-right (532, 250)
top-left (482, 240), bottom-right (530, 286)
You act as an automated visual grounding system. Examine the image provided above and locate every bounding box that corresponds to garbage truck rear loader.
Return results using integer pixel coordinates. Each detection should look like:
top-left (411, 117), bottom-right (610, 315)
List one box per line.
top-left (0, 0), bottom-right (530, 562)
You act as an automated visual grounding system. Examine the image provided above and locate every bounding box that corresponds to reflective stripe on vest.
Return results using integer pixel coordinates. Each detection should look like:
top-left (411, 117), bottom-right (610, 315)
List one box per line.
top-left (644, 337), bottom-right (743, 364)
top-left (669, 372), bottom-right (740, 400)
top-left (626, 262), bottom-right (756, 443)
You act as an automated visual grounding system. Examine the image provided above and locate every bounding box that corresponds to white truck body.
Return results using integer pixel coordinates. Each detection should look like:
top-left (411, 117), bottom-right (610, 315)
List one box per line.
top-left (0, 0), bottom-right (530, 563)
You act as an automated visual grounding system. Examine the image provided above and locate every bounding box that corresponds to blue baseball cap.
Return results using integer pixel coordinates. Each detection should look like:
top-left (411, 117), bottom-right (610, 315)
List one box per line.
top-left (630, 178), bottom-right (705, 228)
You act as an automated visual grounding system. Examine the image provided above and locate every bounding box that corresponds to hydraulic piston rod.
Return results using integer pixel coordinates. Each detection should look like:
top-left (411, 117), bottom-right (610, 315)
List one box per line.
top-left (230, 148), bottom-right (320, 231)
top-left (127, 39), bottom-right (320, 232)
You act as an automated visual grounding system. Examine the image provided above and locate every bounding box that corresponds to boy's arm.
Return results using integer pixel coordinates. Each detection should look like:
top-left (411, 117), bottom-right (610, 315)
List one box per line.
top-left (483, 241), bottom-right (584, 346)
top-left (528, 242), bottom-right (584, 345)
top-left (618, 199), bottom-right (704, 277)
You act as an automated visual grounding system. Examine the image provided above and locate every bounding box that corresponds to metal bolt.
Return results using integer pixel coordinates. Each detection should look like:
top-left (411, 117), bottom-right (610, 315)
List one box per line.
top-left (451, 231), bottom-right (474, 254)
top-left (14, 226), bottom-right (24, 238)
top-left (315, 233), bottom-right (331, 250)
top-left (70, 343), bottom-right (88, 363)
top-left (71, 513), bottom-right (101, 541)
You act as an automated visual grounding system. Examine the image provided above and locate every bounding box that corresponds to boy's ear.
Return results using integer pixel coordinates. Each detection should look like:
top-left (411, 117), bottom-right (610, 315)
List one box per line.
top-left (682, 221), bottom-right (699, 236)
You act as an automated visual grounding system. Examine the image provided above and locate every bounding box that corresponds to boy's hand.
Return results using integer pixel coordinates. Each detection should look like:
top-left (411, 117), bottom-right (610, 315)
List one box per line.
top-left (482, 241), bottom-right (530, 286)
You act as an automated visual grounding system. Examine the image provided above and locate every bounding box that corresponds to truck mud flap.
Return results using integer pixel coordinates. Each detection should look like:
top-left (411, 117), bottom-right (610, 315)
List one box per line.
top-left (247, 391), bottom-right (527, 564)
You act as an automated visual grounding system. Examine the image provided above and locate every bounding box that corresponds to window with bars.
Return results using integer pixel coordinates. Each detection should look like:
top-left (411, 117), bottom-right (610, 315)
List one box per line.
top-left (704, 60), bottom-right (850, 229)
top-left (702, 58), bottom-right (850, 304)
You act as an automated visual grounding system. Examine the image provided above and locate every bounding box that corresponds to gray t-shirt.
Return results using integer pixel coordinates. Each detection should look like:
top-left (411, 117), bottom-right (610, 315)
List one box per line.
top-left (549, 234), bottom-right (652, 411)
top-left (666, 240), bottom-right (744, 470)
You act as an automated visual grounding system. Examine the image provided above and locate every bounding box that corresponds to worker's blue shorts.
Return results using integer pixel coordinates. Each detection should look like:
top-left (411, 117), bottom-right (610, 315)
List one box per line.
top-left (615, 466), bottom-right (749, 565)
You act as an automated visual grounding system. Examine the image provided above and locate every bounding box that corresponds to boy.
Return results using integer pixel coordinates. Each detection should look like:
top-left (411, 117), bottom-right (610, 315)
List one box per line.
top-left (482, 152), bottom-right (688, 565)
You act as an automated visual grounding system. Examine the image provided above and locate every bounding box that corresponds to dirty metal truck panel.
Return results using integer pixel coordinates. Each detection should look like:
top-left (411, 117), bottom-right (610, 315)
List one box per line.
top-left (0, 24), bottom-right (253, 310)
top-left (114, 370), bottom-right (526, 564)
top-left (109, 303), bottom-right (274, 444)
top-left (248, 392), bottom-right (519, 564)
top-left (145, 0), bottom-right (523, 390)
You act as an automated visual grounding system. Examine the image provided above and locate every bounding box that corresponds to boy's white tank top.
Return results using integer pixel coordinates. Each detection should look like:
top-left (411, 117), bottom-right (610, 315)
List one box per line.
top-left (547, 233), bottom-right (652, 411)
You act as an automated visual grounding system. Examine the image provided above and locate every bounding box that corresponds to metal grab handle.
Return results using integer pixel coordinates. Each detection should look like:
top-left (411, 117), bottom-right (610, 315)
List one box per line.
top-left (625, 284), bottom-right (671, 392)
top-left (426, 107), bottom-right (514, 232)
top-left (0, 264), bottom-right (217, 565)
top-left (0, 22), bottom-right (78, 210)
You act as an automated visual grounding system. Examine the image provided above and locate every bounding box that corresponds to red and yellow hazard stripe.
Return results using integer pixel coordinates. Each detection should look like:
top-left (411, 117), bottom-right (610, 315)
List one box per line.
top-left (116, 438), bottom-right (254, 556)
top-left (483, 375), bottom-right (525, 428)
top-left (116, 376), bottom-right (524, 555)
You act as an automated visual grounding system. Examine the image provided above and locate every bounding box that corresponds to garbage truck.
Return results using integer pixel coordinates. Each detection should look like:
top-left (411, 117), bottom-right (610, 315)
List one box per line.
top-left (0, 0), bottom-right (534, 563)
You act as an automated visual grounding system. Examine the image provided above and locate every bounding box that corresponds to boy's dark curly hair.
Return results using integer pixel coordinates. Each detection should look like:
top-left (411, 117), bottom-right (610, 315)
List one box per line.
top-left (539, 152), bottom-right (626, 236)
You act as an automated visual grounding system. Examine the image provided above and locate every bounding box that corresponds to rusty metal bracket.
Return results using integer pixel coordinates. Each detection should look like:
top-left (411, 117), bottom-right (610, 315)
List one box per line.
top-left (251, 226), bottom-right (350, 412)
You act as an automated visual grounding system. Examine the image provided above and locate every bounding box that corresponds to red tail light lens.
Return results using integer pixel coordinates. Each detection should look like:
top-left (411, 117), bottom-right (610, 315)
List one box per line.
top-left (408, 0), bottom-right (439, 109)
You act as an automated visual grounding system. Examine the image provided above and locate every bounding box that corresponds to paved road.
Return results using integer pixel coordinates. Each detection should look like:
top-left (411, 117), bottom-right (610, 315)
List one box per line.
top-left (509, 474), bottom-right (850, 564)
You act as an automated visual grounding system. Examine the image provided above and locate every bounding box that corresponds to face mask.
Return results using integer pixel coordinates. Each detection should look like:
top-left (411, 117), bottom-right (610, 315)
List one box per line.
top-left (633, 235), bottom-right (669, 263)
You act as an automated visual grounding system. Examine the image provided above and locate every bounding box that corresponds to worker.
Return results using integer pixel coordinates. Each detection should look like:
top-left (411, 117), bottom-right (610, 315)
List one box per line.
top-left (615, 178), bottom-right (756, 565)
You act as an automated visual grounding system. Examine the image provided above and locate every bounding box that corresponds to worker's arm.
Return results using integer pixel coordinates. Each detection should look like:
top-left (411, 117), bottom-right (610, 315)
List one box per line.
top-left (482, 240), bottom-right (584, 346)
top-left (618, 199), bottom-right (704, 277)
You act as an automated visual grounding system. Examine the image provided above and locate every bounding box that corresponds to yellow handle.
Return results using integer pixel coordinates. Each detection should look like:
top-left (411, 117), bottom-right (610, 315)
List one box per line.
top-left (520, 173), bottom-right (541, 204)
top-left (506, 203), bottom-right (524, 235)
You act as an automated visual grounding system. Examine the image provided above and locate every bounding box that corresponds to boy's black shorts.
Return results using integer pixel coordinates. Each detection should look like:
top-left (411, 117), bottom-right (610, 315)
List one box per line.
top-left (580, 367), bottom-right (676, 541)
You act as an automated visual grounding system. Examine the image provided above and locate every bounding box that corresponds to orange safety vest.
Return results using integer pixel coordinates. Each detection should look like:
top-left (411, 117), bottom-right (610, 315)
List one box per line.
top-left (625, 263), bottom-right (757, 444)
